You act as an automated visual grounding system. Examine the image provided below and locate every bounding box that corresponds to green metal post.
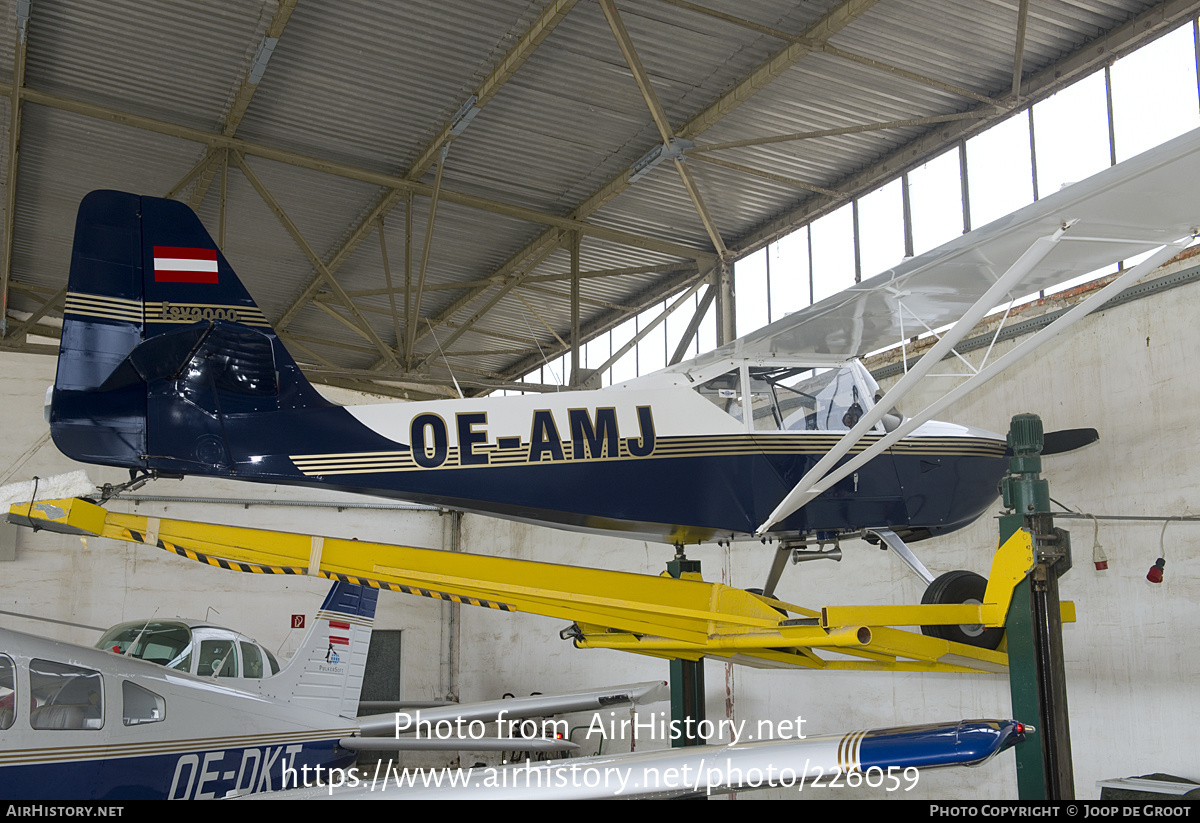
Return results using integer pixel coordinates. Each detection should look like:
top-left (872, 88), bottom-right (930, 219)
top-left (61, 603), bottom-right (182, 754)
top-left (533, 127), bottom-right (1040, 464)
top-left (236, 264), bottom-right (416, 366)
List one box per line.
top-left (1002, 413), bottom-right (1074, 799)
top-left (666, 554), bottom-right (706, 748)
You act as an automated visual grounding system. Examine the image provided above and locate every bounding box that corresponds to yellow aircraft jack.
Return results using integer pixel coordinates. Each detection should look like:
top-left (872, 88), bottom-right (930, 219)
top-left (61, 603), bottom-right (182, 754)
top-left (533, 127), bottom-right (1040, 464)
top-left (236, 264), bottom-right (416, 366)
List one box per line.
top-left (8, 497), bottom-right (1072, 673)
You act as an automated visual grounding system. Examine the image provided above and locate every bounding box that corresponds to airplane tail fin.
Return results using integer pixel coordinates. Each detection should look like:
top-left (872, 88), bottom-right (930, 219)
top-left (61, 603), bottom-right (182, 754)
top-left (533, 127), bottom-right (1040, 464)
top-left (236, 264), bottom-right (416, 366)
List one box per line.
top-left (51, 190), bottom-right (329, 473)
top-left (258, 580), bottom-right (379, 719)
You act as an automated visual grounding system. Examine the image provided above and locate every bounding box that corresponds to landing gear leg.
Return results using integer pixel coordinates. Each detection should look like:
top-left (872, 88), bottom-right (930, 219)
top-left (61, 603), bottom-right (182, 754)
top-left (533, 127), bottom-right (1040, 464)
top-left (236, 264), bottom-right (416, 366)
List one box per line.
top-left (865, 528), bottom-right (935, 586)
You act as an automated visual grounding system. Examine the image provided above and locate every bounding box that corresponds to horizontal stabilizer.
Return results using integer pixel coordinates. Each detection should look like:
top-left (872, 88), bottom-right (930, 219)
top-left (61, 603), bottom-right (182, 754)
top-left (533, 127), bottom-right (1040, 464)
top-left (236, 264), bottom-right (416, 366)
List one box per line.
top-left (98, 323), bottom-right (210, 390)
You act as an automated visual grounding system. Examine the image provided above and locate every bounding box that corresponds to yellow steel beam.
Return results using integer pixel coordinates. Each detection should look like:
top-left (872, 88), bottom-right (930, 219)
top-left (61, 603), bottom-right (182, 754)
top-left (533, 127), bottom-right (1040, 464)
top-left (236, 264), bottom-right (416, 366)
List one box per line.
top-left (821, 529), bottom-right (1048, 629)
top-left (9, 499), bottom-right (1053, 673)
top-left (10, 498), bottom-right (786, 646)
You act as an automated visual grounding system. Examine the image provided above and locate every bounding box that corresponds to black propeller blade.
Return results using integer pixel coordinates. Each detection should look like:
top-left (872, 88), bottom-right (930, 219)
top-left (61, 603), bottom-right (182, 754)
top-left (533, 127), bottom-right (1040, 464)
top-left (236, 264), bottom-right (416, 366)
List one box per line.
top-left (1041, 427), bottom-right (1099, 456)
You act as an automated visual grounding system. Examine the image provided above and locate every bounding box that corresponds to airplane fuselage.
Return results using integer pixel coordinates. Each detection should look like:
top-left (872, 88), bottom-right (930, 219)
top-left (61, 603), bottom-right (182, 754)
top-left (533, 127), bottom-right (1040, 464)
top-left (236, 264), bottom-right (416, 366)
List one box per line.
top-left (49, 190), bottom-right (1010, 547)
top-left (0, 627), bottom-right (357, 800)
top-left (127, 381), bottom-right (1006, 544)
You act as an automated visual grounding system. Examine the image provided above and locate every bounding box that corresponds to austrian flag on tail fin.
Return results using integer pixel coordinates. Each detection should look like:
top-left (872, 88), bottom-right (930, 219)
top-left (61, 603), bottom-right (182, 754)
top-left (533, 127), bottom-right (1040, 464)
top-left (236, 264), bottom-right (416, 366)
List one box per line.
top-left (152, 246), bottom-right (219, 284)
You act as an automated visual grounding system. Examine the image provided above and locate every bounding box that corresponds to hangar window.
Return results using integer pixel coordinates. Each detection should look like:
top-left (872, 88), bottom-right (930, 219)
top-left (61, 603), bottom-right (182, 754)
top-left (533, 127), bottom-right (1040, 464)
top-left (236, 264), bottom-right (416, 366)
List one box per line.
top-left (122, 680), bottom-right (166, 726)
top-left (29, 659), bottom-right (103, 730)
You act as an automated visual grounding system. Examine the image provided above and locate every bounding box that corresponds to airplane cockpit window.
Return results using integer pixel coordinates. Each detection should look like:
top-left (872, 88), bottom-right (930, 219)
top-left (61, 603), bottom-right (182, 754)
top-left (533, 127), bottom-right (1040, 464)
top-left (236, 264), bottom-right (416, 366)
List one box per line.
top-left (240, 641), bottom-right (264, 678)
top-left (198, 639), bottom-right (238, 678)
top-left (122, 680), bottom-right (166, 726)
top-left (0, 655), bottom-right (14, 730)
top-left (779, 367), bottom-right (869, 431)
top-left (96, 621), bottom-right (192, 668)
top-left (96, 621), bottom-right (279, 680)
top-left (29, 659), bottom-right (103, 730)
top-left (694, 362), bottom-right (882, 433)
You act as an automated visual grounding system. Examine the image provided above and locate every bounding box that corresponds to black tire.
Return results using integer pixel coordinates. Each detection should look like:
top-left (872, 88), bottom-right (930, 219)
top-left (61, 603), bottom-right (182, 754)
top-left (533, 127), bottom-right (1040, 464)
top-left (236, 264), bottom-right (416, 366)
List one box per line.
top-left (920, 570), bottom-right (1004, 650)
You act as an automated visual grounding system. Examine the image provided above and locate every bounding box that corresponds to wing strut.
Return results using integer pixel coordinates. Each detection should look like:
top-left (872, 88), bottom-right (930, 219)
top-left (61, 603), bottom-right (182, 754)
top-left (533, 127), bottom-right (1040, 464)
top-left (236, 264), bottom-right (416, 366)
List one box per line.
top-left (756, 223), bottom-right (1074, 534)
top-left (756, 234), bottom-right (1191, 535)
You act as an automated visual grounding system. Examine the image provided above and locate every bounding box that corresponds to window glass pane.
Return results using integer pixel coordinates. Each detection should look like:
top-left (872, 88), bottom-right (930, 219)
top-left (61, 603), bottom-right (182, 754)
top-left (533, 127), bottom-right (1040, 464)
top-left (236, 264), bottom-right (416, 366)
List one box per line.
top-left (1032, 72), bottom-right (1111, 196)
top-left (907, 148), bottom-right (963, 255)
top-left (857, 179), bottom-right (906, 278)
top-left (967, 111), bottom-right (1034, 227)
top-left (122, 680), bottom-right (166, 726)
top-left (585, 333), bottom-right (610, 385)
top-left (665, 293), bottom-right (696, 363)
top-left (0, 655), bottom-right (14, 730)
top-left (199, 639), bottom-right (238, 678)
top-left (30, 659), bottom-right (103, 730)
top-left (240, 642), bottom-right (265, 679)
top-left (608, 316), bottom-right (637, 385)
top-left (696, 297), bottom-right (716, 353)
top-left (636, 306), bottom-right (666, 375)
top-left (735, 248), bottom-right (770, 334)
top-left (1111, 25), bottom-right (1200, 162)
top-left (810, 204), bottom-right (855, 303)
top-left (771, 227), bottom-right (811, 315)
top-left (96, 621), bottom-right (192, 668)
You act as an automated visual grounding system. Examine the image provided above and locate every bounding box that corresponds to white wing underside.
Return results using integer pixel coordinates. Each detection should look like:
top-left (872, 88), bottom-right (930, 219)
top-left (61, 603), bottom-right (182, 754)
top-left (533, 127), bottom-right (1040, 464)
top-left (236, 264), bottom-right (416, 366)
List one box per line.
top-left (649, 125), bottom-right (1200, 381)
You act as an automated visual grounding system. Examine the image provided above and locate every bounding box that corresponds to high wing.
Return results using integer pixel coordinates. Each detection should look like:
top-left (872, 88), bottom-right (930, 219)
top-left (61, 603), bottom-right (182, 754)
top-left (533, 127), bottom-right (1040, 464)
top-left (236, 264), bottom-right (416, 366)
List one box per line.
top-left (636, 125), bottom-right (1200, 383)
top-left (621, 126), bottom-right (1200, 533)
top-left (259, 719), bottom-right (1029, 799)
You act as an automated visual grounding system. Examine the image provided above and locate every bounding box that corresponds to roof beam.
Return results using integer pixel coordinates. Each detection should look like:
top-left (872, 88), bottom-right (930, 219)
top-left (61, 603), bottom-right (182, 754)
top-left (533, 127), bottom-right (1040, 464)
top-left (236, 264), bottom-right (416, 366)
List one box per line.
top-left (0, 0), bottom-right (30, 338)
top-left (344, 262), bottom-right (697, 297)
top-left (231, 151), bottom-right (402, 370)
top-left (659, 0), bottom-right (1000, 109)
top-left (1012, 0), bottom-right (1030, 100)
top-left (411, 237), bottom-right (563, 368)
top-left (190, 0), bottom-right (297, 210)
top-left (689, 110), bottom-right (990, 154)
top-left (399, 0), bottom-right (877, 374)
top-left (500, 265), bottom-right (710, 380)
top-left (675, 0), bottom-right (880, 141)
top-left (0, 84), bottom-right (706, 268)
top-left (735, 0), bottom-right (1200, 256)
top-left (272, 0), bottom-right (581, 332)
top-left (5, 283), bottom-right (64, 342)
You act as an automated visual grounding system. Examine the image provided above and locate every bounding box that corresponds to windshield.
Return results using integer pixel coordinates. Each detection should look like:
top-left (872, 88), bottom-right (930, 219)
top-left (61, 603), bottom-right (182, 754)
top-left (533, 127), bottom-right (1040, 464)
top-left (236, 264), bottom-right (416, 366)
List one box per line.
top-left (96, 621), bottom-right (194, 671)
top-left (694, 362), bottom-right (881, 432)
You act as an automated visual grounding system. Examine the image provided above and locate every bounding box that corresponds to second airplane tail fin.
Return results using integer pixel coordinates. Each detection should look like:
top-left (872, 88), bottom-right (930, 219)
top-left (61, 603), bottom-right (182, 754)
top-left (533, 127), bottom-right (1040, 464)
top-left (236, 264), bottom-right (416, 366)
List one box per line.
top-left (257, 580), bottom-right (379, 719)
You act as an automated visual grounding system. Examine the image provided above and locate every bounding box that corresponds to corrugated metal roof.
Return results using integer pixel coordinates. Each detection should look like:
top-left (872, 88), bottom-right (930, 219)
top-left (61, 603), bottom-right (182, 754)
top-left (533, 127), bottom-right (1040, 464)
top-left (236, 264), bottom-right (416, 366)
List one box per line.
top-left (0, 0), bottom-right (1192, 396)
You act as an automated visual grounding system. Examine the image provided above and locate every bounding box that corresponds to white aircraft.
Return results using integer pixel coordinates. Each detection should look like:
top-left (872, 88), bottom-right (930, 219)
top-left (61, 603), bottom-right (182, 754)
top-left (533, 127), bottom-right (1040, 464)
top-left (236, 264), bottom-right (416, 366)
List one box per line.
top-left (260, 718), bottom-right (1032, 800)
top-left (0, 579), bottom-right (668, 800)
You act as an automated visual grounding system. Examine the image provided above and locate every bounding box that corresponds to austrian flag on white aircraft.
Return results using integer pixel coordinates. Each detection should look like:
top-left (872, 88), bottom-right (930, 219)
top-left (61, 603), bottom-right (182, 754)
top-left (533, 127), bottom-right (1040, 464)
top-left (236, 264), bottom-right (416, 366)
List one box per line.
top-left (152, 245), bottom-right (218, 283)
top-left (328, 619), bottom-right (350, 646)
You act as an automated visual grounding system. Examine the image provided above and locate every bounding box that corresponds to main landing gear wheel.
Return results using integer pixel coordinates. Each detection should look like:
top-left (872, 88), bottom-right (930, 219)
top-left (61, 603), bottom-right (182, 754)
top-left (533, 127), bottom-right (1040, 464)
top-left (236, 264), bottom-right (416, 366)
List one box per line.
top-left (920, 570), bottom-right (1004, 650)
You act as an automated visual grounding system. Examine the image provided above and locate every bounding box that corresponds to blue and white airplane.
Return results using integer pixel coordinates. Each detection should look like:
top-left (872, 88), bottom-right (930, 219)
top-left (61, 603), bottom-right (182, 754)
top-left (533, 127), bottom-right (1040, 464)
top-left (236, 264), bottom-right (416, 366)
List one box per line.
top-left (0, 580), bottom-right (376, 800)
top-left (0, 580), bottom-right (1028, 800)
top-left (45, 129), bottom-right (1200, 575)
top-left (0, 580), bottom-right (674, 800)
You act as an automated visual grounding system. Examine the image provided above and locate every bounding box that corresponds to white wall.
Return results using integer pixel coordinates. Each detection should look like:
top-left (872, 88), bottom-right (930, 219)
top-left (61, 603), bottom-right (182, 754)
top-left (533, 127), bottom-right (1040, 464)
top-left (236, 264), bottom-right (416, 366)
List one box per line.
top-left (2, 269), bottom-right (1198, 798)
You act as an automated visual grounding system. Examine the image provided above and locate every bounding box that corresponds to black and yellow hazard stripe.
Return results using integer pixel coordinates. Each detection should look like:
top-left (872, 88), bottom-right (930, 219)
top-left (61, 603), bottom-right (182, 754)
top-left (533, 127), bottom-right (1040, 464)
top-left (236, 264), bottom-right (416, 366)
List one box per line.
top-left (323, 572), bottom-right (515, 611)
top-left (121, 528), bottom-right (516, 612)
